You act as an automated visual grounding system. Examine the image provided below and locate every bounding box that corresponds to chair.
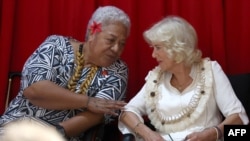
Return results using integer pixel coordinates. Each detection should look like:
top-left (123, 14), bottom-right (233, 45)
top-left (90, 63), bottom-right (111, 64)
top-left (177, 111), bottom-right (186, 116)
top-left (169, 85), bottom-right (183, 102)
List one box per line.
top-left (227, 73), bottom-right (250, 119)
top-left (121, 73), bottom-right (250, 141)
top-left (5, 72), bottom-right (21, 109)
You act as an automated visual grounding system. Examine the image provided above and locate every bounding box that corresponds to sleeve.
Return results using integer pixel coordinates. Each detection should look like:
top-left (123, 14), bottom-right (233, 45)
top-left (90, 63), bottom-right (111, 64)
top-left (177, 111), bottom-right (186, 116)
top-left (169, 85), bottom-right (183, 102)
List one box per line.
top-left (22, 35), bottom-right (65, 89)
top-left (123, 84), bottom-right (148, 116)
top-left (121, 68), bottom-right (158, 117)
top-left (212, 61), bottom-right (249, 124)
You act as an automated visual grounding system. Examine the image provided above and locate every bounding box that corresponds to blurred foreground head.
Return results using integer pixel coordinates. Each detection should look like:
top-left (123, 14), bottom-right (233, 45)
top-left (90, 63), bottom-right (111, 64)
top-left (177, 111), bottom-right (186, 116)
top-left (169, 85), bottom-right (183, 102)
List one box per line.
top-left (0, 118), bottom-right (66, 141)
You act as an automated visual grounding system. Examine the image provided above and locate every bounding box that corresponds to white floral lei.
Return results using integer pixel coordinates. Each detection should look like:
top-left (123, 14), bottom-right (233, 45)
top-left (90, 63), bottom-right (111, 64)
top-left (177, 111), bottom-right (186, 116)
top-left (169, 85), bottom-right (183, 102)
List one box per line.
top-left (144, 59), bottom-right (213, 133)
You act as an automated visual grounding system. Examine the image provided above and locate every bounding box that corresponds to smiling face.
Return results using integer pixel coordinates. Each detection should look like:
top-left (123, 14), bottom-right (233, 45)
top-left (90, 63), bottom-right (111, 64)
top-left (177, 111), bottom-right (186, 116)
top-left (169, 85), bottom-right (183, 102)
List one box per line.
top-left (85, 22), bottom-right (128, 67)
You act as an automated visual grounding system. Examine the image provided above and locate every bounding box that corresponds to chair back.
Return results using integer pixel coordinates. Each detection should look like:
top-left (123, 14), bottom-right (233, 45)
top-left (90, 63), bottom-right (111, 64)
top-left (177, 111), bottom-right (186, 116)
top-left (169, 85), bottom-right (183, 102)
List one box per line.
top-left (5, 72), bottom-right (21, 110)
top-left (228, 73), bottom-right (250, 118)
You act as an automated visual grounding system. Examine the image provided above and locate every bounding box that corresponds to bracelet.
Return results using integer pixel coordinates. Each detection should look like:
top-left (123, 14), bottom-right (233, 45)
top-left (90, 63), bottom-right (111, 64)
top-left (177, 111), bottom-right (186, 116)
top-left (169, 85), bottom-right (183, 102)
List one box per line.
top-left (133, 122), bottom-right (143, 136)
top-left (214, 126), bottom-right (222, 139)
top-left (212, 126), bottom-right (222, 140)
top-left (212, 126), bottom-right (219, 140)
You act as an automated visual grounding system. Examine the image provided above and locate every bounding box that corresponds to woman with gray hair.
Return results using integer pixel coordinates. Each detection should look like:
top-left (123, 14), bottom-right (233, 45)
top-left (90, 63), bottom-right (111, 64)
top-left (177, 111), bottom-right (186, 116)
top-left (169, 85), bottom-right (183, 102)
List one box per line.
top-left (1, 5), bottom-right (130, 140)
top-left (119, 16), bottom-right (249, 141)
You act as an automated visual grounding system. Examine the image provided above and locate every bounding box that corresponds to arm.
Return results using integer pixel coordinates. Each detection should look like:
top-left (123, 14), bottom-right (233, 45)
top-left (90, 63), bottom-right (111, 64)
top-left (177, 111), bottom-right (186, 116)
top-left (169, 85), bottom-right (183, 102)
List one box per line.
top-left (119, 79), bottom-right (165, 140)
top-left (217, 113), bottom-right (243, 137)
top-left (24, 80), bottom-right (126, 115)
top-left (120, 111), bottom-right (164, 141)
top-left (23, 80), bottom-right (88, 110)
top-left (60, 111), bottom-right (104, 137)
top-left (55, 61), bottom-right (130, 137)
top-left (185, 113), bottom-right (243, 141)
top-left (186, 61), bottom-right (248, 141)
top-left (22, 36), bottom-right (125, 114)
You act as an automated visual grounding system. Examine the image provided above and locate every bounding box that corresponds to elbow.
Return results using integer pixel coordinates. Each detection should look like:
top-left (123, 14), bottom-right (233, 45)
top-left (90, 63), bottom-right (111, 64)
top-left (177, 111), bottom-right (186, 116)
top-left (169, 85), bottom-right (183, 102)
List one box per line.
top-left (119, 111), bottom-right (126, 121)
top-left (23, 84), bottom-right (39, 101)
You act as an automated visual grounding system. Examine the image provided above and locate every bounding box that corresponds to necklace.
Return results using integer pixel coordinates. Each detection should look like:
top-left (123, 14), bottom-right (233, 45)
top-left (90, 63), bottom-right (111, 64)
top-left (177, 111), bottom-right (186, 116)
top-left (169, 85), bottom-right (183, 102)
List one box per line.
top-left (171, 76), bottom-right (193, 92)
top-left (144, 58), bottom-right (213, 133)
top-left (67, 43), bottom-right (98, 94)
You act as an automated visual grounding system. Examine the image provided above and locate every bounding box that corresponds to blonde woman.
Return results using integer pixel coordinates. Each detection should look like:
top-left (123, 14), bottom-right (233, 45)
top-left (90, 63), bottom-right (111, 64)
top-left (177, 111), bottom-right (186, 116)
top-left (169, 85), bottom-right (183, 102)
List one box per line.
top-left (119, 16), bottom-right (249, 141)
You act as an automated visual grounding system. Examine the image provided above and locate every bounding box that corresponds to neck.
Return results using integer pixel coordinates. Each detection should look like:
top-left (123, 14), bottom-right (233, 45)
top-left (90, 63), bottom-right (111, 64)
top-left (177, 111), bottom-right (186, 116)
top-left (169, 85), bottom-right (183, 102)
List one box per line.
top-left (171, 66), bottom-right (192, 92)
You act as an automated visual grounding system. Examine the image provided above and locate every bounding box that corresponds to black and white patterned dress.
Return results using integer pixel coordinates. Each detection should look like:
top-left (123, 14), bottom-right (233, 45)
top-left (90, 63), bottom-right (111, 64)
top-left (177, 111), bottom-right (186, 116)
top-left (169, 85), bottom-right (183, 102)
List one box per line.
top-left (0, 35), bottom-right (128, 140)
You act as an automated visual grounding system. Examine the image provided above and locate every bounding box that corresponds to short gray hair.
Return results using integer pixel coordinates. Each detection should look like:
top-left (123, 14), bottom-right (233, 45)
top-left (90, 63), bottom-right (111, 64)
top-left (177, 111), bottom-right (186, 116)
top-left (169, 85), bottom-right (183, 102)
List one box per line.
top-left (85, 6), bottom-right (131, 40)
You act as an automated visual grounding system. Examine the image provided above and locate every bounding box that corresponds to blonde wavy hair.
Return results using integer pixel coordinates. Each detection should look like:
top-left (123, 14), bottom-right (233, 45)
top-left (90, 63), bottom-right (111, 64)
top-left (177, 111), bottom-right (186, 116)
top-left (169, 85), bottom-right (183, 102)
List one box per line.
top-left (143, 15), bottom-right (202, 66)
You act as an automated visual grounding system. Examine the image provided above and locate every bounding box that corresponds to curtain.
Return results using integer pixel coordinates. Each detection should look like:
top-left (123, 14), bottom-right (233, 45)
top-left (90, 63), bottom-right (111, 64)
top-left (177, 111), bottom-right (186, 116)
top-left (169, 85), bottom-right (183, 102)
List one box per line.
top-left (1, 0), bottom-right (250, 114)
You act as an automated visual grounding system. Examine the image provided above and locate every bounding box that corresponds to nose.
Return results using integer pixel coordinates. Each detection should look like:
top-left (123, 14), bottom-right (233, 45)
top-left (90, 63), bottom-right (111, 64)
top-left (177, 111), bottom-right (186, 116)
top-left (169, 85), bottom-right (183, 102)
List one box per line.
top-left (152, 48), bottom-right (157, 58)
top-left (111, 43), bottom-right (121, 53)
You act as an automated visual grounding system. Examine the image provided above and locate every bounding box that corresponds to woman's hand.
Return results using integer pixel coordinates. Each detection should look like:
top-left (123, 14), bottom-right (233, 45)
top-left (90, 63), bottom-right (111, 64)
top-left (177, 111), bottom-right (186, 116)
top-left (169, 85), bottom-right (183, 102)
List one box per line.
top-left (184, 127), bottom-right (217, 141)
top-left (86, 97), bottom-right (127, 116)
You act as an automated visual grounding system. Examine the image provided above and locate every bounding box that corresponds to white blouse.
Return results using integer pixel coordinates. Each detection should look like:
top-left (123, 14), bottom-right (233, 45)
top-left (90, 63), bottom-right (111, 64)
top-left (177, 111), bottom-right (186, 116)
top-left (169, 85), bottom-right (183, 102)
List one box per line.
top-left (119, 59), bottom-right (249, 141)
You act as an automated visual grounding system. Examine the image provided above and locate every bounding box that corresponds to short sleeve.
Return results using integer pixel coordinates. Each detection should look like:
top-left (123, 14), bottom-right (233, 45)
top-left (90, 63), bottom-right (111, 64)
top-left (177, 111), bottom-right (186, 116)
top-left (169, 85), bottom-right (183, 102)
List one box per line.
top-left (21, 35), bottom-right (72, 89)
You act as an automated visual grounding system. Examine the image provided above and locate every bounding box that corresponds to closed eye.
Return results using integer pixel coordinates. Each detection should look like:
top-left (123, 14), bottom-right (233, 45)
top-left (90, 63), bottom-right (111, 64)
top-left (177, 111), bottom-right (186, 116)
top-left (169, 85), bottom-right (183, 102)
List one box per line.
top-left (106, 38), bottom-right (115, 44)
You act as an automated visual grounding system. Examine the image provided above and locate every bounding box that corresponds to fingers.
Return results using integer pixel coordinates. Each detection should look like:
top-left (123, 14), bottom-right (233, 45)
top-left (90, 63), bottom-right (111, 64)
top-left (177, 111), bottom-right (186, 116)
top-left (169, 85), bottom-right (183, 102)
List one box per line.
top-left (87, 97), bottom-right (127, 116)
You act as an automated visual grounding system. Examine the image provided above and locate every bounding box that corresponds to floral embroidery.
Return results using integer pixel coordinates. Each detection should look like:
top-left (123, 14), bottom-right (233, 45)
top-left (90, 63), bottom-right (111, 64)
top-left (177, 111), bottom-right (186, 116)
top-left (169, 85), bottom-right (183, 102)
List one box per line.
top-left (90, 21), bottom-right (102, 34)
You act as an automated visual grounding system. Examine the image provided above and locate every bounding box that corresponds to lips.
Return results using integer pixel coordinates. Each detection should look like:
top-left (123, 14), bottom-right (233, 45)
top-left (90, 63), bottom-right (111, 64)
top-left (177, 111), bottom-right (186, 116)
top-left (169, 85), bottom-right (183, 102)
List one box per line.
top-left (106, 54), bottom-right (117, 60)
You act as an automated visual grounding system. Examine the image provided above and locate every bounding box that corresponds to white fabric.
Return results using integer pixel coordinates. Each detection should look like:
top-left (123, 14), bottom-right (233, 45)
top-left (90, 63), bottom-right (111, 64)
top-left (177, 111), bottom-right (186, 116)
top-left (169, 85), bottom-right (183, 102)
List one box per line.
top-left (118, 59), bottom-right (249, 141)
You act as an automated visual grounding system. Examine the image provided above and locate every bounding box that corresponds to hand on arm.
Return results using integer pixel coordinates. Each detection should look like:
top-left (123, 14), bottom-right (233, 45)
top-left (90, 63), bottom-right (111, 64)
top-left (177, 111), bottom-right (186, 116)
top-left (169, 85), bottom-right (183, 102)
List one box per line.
top-left (23, 80), bottom-right (126, 115)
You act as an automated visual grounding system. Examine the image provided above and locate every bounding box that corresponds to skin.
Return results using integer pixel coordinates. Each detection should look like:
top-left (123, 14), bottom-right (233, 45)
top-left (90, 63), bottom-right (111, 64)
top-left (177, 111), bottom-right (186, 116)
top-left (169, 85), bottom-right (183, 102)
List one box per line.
top-left (151, 43), bottom-right (192, 92)
top-left (120, 42), bottom-right (244, 141)
top-left (23, 22), bottom-right (129, 137)
top-left (84, 22), bottom-right (127, 67)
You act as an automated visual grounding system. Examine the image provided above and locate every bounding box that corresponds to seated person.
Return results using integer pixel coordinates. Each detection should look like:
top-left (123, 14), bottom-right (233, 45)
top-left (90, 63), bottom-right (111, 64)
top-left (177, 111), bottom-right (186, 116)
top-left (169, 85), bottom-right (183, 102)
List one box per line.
top-left (118, 15), bottom-right (249, 141)
top-left (1, 5), bottom-right (131, 141)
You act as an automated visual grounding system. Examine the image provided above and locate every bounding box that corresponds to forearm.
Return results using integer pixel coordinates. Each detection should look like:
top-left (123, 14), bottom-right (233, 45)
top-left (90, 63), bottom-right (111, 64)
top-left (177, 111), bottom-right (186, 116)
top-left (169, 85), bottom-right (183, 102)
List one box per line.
top-left (120, 111), bottom-right (141, 130)
top-left (217, 113), bottom-right (244, 135)
top-left (23, 80), bottom-right (88, 110)
top-left (120, 111), bottom-right (152, 137)
top-left (60, 111), bottom-right (104, 137)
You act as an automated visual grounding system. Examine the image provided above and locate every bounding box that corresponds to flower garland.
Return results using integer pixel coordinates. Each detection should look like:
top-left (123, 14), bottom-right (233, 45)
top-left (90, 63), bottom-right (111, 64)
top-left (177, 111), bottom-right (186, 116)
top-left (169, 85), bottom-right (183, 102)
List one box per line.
top-left (144, 58), bottom-right (213, 133)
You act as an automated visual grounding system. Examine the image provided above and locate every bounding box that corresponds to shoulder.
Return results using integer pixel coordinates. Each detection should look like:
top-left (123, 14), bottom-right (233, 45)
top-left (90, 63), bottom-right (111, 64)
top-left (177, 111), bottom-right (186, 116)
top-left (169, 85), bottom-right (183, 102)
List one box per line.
top-left (43, 35), bottom-right (68, 43)
top-left (39, 35), bottom-right (71, 51)
top-left (107, 59), bottom-right (128, 70)
top-left (202, 57), bottom-right (224, 73)
top-left (203, 58), bottom-right (221, 68)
